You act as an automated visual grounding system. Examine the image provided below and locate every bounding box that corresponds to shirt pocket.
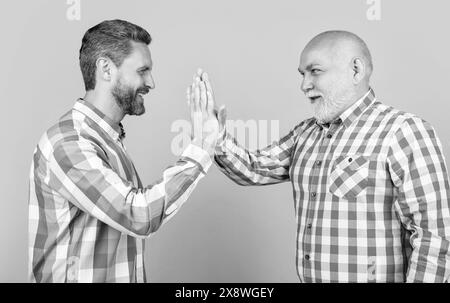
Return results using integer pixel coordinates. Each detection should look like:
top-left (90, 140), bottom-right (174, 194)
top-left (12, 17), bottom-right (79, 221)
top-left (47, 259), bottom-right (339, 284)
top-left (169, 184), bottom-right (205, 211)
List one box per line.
top-left (329, 154), bottom-right (370, 199)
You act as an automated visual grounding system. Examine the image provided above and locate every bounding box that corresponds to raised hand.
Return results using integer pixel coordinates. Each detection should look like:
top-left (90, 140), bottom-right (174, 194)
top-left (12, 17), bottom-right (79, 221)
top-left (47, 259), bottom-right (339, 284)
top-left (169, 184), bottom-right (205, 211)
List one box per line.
top-left (187, 69), bottom-right (220, 155)
top-left (197, 69), bottom-right (227, 133)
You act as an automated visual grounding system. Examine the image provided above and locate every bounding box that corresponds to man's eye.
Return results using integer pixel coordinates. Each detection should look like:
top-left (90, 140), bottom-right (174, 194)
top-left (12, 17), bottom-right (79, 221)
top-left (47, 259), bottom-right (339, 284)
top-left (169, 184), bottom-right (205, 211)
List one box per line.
top-left (311, 69), bottom-right (321, 75)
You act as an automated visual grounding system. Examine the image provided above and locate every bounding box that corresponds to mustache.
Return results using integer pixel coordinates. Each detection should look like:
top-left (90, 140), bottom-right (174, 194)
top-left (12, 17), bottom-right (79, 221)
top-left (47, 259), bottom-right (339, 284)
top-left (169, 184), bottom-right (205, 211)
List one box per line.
top-left (306, 92), bottom-right (321, 98)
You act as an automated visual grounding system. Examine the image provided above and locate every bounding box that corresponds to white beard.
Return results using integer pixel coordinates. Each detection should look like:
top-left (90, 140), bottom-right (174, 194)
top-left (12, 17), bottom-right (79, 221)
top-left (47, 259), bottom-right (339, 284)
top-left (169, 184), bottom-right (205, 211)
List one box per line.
top-left (312, 95), bottom-right (350, 124)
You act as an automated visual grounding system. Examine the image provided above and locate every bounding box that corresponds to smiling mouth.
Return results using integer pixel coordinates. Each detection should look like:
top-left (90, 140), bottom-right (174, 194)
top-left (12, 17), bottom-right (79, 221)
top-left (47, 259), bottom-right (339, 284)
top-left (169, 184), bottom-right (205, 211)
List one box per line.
top-left (137, 90), bottom-right (149, 99)
top-left (308, 96), bottom-right (321, 103)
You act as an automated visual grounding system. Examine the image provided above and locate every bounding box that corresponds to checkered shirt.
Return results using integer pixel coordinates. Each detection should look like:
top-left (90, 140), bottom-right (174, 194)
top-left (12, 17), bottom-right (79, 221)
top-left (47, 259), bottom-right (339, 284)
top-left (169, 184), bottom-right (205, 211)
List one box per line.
top-left (214, 89), bottom-right (450, 282)
top-left (29, 99), bottom-right (211, 282)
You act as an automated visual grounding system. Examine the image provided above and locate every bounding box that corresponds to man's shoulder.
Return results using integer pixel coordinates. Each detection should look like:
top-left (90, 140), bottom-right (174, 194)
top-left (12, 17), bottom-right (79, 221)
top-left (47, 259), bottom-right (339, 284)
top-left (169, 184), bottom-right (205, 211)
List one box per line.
top-left (369, 100), bottom-right (432, 130)
top-left (36, 107), bottom-right (98, 156)
top-left (45, 109), bottom-right (82, 143)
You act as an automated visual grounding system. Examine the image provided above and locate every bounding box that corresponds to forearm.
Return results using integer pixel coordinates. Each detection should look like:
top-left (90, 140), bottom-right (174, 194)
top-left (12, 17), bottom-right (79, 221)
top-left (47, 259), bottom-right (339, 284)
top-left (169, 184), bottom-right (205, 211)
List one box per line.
top-left (158, 143), bottom-right (211, 226)
top-left (405, 228), bottom-right (450, 282)
top-left (401, 181), bottom-right (450, 282)
top-left (49, 140), bottom-right (211, 238)
top-left (214, 130), bottom-right (292, 186)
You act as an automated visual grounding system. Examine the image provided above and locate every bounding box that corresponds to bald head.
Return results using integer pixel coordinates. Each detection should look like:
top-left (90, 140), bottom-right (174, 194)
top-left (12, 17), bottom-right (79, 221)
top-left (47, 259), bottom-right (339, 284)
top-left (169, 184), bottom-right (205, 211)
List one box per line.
top-left (303, 30), bottom-right (373, 80)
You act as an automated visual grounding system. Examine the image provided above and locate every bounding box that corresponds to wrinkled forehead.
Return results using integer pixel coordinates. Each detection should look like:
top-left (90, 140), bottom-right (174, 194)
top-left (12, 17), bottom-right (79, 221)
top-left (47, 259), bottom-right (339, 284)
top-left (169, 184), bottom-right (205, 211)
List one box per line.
top-left (300, 38), bottom-right (354, 70)
top-left (299, 43), bottom-right (335, 70)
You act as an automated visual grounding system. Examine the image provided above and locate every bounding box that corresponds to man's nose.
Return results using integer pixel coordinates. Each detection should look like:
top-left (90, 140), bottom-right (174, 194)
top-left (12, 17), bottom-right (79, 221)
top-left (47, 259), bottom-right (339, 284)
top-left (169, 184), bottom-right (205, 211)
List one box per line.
top-left (146, 73), bottom-right (155, 89)
top-left (301, 75), bottom-right (313, 93)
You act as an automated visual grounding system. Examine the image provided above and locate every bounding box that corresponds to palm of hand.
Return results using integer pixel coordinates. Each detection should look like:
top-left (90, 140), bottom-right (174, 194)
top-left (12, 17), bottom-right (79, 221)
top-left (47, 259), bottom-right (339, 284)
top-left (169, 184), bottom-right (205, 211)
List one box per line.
top-left (188, 70), bottom-right (220, 155)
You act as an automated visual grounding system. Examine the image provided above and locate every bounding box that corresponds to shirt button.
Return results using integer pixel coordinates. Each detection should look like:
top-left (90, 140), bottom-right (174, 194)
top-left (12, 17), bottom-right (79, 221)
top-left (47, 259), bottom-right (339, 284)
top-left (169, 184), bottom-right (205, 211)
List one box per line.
top-left (311, 192), bottom-right (316, 198)
top-left (327, 134), bottom-right (332, 139)
top-left (315, 160), bottom-right (322, 166)
top-left (348, 158), bottom-right (353, 162)
top-left (307, 223), bottom-right (312, 229)
top-left (305, 255), bottom-right (310, 260)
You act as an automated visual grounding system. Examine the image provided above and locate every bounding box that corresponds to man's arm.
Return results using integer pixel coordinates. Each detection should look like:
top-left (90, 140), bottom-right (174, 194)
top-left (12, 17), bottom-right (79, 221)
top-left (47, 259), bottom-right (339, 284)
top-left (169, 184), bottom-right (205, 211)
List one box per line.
top-left (41, 73), bottom-right (218, 239)
top-left (45, 137), bottom-right (211, 238)
top-left (214, 125), bottom-right (300, 186)
top-left (193, 69), bottom-right (301, 186)
top-left (387, 117), bottom-right (450, 282)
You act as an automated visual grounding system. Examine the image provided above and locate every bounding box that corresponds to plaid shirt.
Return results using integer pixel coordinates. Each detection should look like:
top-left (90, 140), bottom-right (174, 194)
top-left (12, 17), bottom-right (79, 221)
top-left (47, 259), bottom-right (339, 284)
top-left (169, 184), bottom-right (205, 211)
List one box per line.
top-left (29, 99), bottom-right (211, 283)
top-left (215, 89), bottom-right (450, 282)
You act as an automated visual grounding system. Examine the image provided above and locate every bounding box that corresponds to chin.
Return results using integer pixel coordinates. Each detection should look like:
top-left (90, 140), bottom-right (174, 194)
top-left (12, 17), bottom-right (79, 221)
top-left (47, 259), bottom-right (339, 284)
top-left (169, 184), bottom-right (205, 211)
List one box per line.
top-left (129, 100), bottom-right (146, 116)
top-left (312, 99), bottom-right (346, 123)
top-left (132, 108), bottom-right (145, 116)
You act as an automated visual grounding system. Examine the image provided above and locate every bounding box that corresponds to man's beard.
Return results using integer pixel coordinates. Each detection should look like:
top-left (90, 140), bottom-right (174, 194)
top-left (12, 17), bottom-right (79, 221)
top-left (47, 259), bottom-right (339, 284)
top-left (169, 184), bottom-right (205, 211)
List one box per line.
top-left (112, 78), bottom-right (148, 116)
top-left (311, 89), bottom-right (353, 124)
top-left (312, 97), bottom-right (347, 124)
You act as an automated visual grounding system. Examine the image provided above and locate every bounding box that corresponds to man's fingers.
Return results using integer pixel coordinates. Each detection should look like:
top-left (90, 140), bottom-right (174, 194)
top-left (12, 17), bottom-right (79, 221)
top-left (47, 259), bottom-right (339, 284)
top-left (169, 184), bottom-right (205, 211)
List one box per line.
top-left (203, 73), bottom-right (216, 112)
top-left (206, 91), bottom-right (215, 115)
top-left (194, 83), bottom-right (200, 111)
top-left (188, 85), bottom-right (197, 140)
top-left (199, 81), bottom-right (207, 113)
top-left (199, 71), bottom-right (216, 115)
top-left (192, 82), bottom-right (202, 142)
top-left (189, 84), bottom-right (195, 110)
top-left (202, 72), bottom-right (214, 95)
top-left (186, 86), bottom-right (191, 106)
top-left (189, 84), bottom-right (195, 112)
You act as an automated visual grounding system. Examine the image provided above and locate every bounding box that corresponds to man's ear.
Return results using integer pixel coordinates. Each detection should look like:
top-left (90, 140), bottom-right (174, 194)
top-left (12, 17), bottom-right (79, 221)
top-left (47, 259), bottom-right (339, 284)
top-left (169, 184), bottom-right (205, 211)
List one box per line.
top-left (96, 57), bottom-right (115, 83)
top-left (351, 57), bottom-right (366, 84)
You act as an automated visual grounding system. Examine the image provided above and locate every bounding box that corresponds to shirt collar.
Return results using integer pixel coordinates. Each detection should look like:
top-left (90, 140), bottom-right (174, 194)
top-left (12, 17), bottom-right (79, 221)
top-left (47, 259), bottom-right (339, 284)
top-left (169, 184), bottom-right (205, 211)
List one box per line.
top-left (315, 88), bottom-right (376, 129)
top-left (73, 99), bottom-right (125, 141)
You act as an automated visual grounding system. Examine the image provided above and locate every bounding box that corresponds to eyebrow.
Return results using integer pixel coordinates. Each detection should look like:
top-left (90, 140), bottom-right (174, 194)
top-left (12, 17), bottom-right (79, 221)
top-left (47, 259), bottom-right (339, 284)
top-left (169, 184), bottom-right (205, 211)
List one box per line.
top-left (298, 64), bottom-right (320, 74)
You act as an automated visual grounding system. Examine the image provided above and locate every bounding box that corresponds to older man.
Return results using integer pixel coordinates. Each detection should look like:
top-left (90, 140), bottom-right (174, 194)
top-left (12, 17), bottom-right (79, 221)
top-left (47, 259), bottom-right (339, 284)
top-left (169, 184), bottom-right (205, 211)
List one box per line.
top-left (201, 30), bottom-right (450, 282)
top-left (28, 20), bottom-right (218, 283)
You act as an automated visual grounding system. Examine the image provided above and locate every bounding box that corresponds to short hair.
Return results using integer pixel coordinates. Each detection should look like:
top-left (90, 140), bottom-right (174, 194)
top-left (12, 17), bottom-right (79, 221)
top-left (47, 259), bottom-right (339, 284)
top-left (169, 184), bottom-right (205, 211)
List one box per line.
top-left (79, 19), bottom-right (152, 91)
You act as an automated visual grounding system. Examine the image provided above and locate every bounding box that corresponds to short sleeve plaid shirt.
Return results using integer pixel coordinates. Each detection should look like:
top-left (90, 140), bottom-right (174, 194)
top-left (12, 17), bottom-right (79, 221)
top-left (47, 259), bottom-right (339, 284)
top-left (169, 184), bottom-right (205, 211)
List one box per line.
top-left (29, 99), bottom-right (211, 282)
top-left (214, 89), bottom-right (450, 282)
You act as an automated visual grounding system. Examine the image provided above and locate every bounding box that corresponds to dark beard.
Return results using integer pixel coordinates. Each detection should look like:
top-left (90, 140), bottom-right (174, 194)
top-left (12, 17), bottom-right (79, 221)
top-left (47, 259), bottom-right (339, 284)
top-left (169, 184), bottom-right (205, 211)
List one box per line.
top-left (112, 78), bottom-right (146, 116)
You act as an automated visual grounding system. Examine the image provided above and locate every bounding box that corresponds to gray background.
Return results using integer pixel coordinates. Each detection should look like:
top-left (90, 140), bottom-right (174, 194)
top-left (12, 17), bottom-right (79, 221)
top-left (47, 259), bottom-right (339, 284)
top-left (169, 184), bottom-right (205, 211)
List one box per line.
top-left (0, 0), bottom-right (449, 282)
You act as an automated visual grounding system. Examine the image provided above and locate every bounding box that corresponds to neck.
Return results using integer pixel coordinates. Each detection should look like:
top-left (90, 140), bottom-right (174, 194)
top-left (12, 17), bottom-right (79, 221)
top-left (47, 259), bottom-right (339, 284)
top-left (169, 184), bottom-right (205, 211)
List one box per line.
top-left (83, 89), bottom-right (124, 124)
top-left (326, 84), bottom-right (371, 122)
top-left (344, 84), bottom-right (371, 110)
top-left (353, 83), bottom-right (370, 101)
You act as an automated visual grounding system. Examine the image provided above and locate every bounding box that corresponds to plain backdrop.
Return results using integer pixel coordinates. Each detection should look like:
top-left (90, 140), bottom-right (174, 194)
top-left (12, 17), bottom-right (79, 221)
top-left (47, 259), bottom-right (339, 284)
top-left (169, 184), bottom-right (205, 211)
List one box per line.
top-left (0, 0), bottom-right (449, 282)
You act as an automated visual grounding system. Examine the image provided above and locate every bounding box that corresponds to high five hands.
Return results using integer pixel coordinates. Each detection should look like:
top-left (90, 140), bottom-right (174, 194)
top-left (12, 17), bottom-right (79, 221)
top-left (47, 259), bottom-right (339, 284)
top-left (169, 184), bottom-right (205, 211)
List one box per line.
top-left (187, 68), bottom-right (226, 156)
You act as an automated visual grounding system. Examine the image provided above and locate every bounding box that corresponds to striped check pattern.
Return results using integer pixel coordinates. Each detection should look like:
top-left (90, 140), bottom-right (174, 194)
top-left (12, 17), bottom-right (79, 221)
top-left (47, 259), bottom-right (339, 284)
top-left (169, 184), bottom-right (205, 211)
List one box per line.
top-left (29, 99), bottom-right (211, 282)
top-left (214, 89), bottom-right (450, 282)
